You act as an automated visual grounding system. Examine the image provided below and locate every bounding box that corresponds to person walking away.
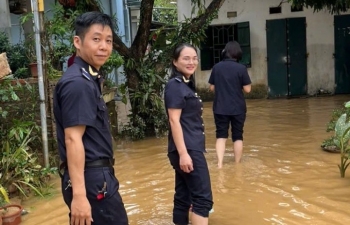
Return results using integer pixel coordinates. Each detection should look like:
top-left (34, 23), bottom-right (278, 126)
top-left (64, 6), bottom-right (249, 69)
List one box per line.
top-left (208, 41), bottom-right (252, 168)
top-left (53, 12), bottom-right (128, 225)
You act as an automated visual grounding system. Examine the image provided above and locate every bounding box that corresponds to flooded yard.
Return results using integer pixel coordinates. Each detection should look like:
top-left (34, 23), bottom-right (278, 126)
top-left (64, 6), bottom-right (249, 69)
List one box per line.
top-left (21, 95), bottom-right (350, 225)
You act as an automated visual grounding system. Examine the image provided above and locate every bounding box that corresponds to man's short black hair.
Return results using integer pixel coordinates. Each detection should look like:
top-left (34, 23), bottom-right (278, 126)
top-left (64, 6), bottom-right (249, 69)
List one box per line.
top-left (74, 11), bottom-right (114, 40)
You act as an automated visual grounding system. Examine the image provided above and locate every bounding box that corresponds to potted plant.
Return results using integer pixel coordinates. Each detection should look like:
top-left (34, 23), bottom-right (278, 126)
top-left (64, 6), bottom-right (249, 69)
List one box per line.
top-left (9, 1), bottom-right (26, 15)
top-left (0, 205), bottom-right (22, 225)
top-left (24, 40), bottom-right (37, 78)
top-left (0, 185), bottom-right (22, 225)
top-left (0, 204), bottom-right (23, 225)
top-left (0, 129), bottom-right (42, 225)
top-left (0, 184), bottom-right (9, 225)
top-left (58, 0), bottom-right (76, 7)
top-left (0, 188), bottom-right (22, 225)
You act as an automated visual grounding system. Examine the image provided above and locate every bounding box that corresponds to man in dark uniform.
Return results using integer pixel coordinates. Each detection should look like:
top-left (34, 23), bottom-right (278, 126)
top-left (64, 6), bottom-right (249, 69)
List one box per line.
top-left (53, 12), bottom-right (128, 225)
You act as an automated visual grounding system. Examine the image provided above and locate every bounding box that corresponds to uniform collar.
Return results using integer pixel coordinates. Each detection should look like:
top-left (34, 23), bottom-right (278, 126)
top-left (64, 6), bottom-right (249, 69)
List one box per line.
top-left (74, 56), bottom-right (101, 81)
top-left (223, 58), bottom-right (237, 62)
top-left (174, 71), bottom-right (196, 91)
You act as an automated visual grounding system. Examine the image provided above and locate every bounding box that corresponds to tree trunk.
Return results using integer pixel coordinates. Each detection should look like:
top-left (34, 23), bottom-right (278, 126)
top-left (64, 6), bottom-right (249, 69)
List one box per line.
top-left (125, 66), bottom-right (139, 92)
top-left (130, 0), bottom-right (155, 60)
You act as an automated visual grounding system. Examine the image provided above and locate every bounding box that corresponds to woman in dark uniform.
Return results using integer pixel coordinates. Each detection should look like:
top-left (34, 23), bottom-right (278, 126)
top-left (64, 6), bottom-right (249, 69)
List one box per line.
top-left (208, 41), bottom-right (252, 168)
top-left (164, 43), bottom-right (213, 225)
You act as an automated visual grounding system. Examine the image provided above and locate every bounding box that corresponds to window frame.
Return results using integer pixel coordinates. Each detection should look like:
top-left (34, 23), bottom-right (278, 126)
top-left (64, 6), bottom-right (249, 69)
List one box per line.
top-left (199, 21), bottom-right (252, 70)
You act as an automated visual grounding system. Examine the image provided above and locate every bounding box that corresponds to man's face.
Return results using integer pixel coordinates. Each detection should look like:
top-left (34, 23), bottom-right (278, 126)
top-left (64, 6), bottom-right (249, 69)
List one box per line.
top-left (74, 24), bottom-right (113, 70)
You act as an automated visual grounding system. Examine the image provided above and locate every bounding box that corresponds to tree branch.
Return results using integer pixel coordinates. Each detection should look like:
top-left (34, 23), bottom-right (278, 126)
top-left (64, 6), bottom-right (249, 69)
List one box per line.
top-left (289, 0), bottom-right (350, 14)
top-left (113, 33), bottom-right (131, 58)
top-left (130, 0), bottom-right (155, 59)
top-left (181, 0), bottom-right (226, 35)
top-left (278, 0), bottom-right (289, 7)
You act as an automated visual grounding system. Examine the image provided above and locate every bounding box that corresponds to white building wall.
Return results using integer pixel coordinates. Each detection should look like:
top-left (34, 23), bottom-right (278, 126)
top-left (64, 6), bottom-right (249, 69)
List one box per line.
top-left (178, 0), bottom-right (348, 94)
top-left (0, 0), bottom-right (11, 37)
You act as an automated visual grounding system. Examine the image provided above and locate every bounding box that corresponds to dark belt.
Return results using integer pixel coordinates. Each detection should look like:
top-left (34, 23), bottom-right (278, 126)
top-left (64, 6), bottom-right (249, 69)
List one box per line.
top-left (58, 158), bottom-right (115, 178)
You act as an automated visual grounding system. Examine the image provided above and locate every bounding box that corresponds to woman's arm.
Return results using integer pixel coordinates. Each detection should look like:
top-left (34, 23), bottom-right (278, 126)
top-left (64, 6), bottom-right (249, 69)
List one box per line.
top-left (168, 108), bottom-right (193, 173)
top-left (243, 84), bottom-right (251, 93)
top-left (209, 84), bottom-right (215, 92)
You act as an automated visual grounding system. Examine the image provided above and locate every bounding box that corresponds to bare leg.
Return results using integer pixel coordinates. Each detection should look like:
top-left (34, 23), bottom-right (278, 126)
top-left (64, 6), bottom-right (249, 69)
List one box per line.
top-left (216, 138), bottom-right (227, 168)
top-left (233, 140), bottom-right (243, 163)
top-left (191, 212), bottom-right (208, 225)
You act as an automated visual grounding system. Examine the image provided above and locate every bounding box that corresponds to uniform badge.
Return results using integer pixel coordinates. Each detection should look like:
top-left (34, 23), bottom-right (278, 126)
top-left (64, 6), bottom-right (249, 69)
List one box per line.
top-left (81, 68), bottom-right (91, 81)
top-left (175, 77), bottom-right (182, 82)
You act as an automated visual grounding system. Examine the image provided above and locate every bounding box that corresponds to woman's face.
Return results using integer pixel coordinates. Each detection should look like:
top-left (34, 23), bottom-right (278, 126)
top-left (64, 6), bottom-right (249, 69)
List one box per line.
top-left (173, 47), bottom-right (198, 78)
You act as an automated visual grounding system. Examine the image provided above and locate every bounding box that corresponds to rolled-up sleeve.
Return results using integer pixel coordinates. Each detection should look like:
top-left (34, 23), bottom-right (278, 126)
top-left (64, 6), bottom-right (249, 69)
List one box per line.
top-left (164, 80), bottom-right (185, 109)
top-left (57, 79), bottom-right (97, 128)
top-left (208, 66), bottom-right (216, 85)
top-left (241, 68), bottom-right (252, 86)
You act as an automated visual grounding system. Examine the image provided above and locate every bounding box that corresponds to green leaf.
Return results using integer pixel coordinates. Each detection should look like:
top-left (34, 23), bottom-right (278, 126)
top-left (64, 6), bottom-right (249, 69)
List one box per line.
top-left (0, 186), bottom-right (10, 203)
top-left (2, 111), bottom-right (8, 118)
top-left (122, 95), bottom-right (127, 105)
top-left (335, 113), bottom-right (350, 150)
top-left (345, 101), bottom-right (350, 108)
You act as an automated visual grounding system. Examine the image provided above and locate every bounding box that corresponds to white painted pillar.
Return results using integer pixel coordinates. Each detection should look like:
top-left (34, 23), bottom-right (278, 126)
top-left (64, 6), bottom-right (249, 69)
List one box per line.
top-left (0, 0), bottom-right (11, 38)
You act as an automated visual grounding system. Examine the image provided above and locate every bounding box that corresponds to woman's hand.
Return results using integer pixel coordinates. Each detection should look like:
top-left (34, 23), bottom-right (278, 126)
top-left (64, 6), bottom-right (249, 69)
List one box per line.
top-left (179, 153), bottom-right (194, 173)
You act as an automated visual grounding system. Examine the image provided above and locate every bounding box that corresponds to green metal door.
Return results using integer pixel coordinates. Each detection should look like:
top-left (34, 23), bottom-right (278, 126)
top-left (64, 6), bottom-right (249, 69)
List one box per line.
top-left (287, 17), bottom-right (307, 96)
top-left (334, 15), bottom-right (350, 94)
top-left (266, 19), bottom-right (288, 97)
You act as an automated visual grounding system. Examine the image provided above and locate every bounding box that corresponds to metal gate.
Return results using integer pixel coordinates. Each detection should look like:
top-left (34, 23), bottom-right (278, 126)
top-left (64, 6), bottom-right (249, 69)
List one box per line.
top-left (266, 17), bottom-right (307, 97)
top-left (334, 14), bottom-right (350, 94)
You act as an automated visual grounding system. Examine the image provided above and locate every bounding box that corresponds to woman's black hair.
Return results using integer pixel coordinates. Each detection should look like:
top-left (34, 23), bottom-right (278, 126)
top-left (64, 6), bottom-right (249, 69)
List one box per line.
top-left (222, 41), bottom-right (243, 61)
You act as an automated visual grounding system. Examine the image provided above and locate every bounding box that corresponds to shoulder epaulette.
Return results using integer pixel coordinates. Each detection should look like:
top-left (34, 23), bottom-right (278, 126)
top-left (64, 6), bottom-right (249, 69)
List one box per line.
top-left (175, 77), bottom-right (182, 82)
top-left (81, 68), bottom-right (91, 81)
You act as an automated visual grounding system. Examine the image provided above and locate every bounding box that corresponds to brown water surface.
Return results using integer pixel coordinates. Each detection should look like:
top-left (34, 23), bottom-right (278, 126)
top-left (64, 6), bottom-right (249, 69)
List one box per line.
top-left (22, 96), bottom-right (350, 225)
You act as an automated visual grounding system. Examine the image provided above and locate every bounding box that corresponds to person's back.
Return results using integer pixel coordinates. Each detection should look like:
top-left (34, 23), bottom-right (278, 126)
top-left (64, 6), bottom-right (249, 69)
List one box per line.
top-left (210, 59), bottom-right (249, 115)
top-left (208, 41), bottom-right (251, 168)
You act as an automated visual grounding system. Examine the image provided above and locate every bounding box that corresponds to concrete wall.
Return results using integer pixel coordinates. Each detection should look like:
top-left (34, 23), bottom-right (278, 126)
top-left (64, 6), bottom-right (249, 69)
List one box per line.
top-left (178, 0), bottom-right (349, 94)
top-left (0, 0), bottom-right (11, 37)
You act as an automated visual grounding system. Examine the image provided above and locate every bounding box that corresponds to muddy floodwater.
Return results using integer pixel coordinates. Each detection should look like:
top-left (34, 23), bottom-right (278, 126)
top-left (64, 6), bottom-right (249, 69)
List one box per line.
top-left (21, 95), bottom-right (350, 225)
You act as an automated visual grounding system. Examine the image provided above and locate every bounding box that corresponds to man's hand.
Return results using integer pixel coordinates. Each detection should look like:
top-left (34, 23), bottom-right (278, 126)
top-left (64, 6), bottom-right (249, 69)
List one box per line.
top-left (180, 153), bottom-right (193, 173)
top-left (70, 195), bottom-right (93, 225)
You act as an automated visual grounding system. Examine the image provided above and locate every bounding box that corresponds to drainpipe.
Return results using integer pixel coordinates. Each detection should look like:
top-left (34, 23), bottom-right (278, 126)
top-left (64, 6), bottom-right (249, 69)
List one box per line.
top-left (125, 0), bottom-right (132, 47)
top-left (31, 0), bottom-right (49, 168)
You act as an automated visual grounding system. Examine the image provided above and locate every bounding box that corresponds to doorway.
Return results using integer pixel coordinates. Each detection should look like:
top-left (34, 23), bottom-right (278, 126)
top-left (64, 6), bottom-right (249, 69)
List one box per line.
top-left (266, 17), bottom-right (307, 98)
top-left (334, 14), bottom-right (350, 94)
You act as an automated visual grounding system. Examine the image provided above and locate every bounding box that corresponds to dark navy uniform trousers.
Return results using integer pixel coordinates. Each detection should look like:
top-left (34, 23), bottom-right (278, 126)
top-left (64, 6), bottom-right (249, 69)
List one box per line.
top-left (61, 167), bottom-right (128, 225)
top-left (168, 150), bottom-right (213, 225)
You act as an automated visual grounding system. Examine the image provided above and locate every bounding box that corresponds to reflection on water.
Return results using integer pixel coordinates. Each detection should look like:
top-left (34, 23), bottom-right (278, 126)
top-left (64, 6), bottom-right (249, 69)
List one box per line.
top-left (22, 95), bottom-right (350, 225)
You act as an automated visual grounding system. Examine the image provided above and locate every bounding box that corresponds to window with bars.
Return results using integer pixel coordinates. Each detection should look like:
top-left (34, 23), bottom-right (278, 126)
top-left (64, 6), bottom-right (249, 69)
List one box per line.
top-left (200, 22), bottom-right (251, 70)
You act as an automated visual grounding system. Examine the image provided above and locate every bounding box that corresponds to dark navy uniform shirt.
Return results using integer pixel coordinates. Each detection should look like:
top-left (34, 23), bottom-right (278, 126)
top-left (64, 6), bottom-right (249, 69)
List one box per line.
top-left (208, 59), bottom-right (251, 115)
top-left (53, 57), bottom-right (113, 163)
top-left (164, 74), bottom-right (205, 153)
